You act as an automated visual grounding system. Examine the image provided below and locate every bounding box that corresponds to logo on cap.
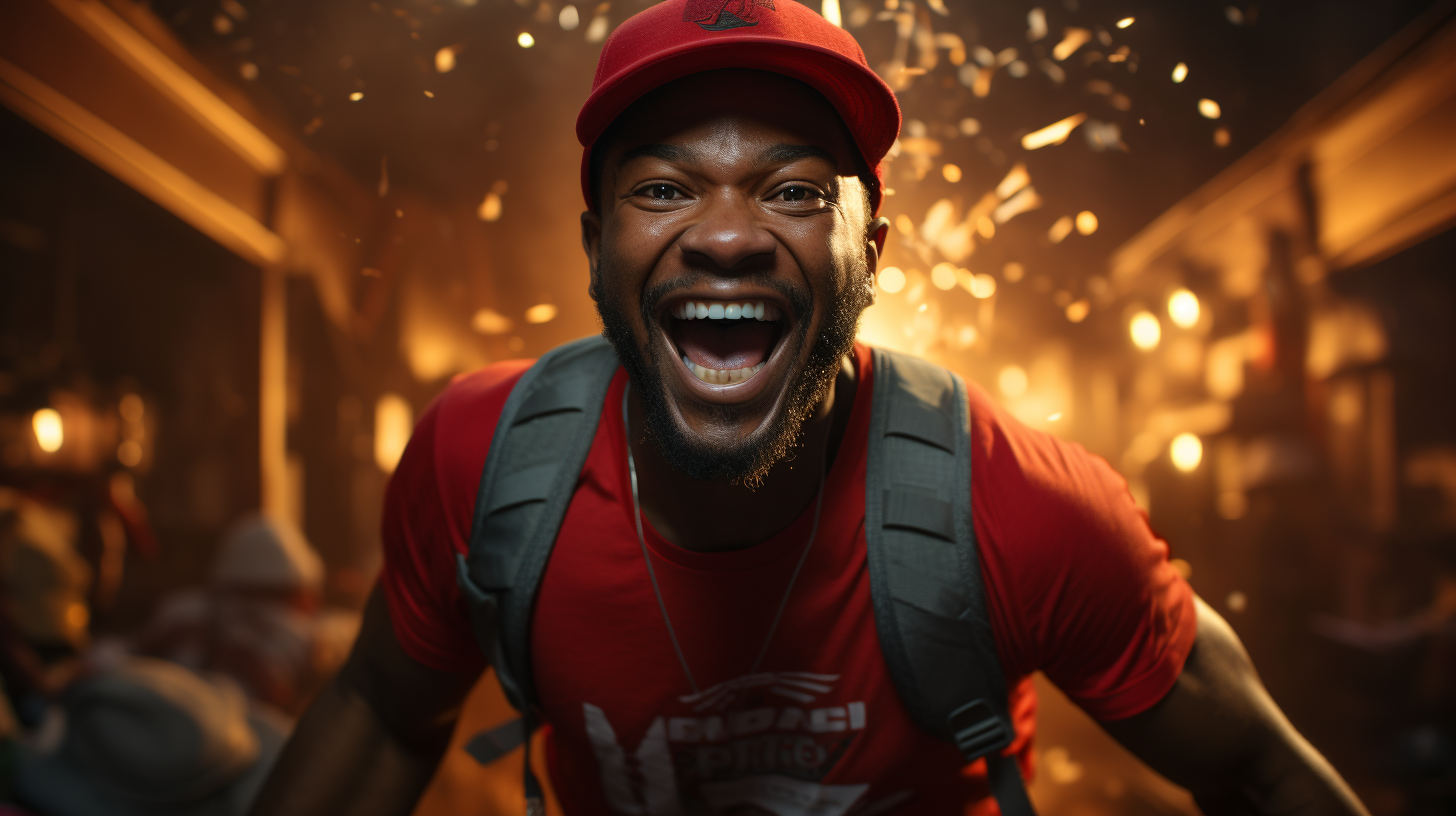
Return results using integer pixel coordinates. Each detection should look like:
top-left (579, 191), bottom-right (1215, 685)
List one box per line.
top-left (683, 0), bottom-right (775, 31)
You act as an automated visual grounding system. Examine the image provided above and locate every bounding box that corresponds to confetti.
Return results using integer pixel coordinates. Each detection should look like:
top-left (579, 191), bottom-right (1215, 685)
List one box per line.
top-left (1053, 28), bottom-right (1092, 61)
top-left (1021, 113), bottom-right (1087, 150)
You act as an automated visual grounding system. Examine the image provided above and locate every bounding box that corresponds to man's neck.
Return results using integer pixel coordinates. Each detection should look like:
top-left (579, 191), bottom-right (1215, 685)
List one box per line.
top-left (628, 354), bottom-right (858, 553)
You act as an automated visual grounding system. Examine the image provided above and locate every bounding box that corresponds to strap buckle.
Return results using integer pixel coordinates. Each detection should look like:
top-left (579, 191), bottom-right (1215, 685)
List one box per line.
top-left (948, 699), bottom-right (1013, 761)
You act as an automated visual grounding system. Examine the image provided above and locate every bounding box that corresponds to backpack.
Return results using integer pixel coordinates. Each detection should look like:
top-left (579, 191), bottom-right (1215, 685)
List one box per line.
top-left (454, 335), bottom-right (1035, 816)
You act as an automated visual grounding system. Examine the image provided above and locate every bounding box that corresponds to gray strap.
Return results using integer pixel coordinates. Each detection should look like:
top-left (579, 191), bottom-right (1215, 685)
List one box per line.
top-left (865, 347), bottom-right (1033, 814)
top-left (464, 717), bottom-right (526, 765)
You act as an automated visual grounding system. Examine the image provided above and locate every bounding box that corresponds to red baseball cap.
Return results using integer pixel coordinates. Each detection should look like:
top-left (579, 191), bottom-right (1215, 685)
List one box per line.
top-left (577, 0), bottom-right (901, 214)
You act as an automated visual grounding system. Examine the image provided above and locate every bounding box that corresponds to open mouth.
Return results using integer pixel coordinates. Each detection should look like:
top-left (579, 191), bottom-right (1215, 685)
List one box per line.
top-left (664, 298), bottom-right (787, 387)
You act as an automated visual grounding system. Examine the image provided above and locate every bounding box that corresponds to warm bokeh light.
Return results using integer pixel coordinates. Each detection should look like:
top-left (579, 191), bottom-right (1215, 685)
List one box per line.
top-left (471, 308), bottom-right (512, 335)
top-left (525, 303), bottom-right (558, 324)
top-left (559, 4), bottom-right (580, 30)
top-left (1170, 433), bottom-right (1203, 472)
top-left (877, 266), bottom-right (905, 293)
top-left (1116, 17), bottom-right (1135, 28)
top-left (1075, 211), bottom-right (1098, 235)
top-left (1003, 262), bottom-right (1024, 282)
top-left (1065, 299), bottom-right (1090, 323)
top-left (374, 394), bottom-right (413, 474)
top-left (930, 263), bottom-right (958, 290)
top-left (1046, 412), bottom-right (1063, 421)
top-left (118, 440), bottom-right (143, 467)
top-left (120, 393), bottom-right (144, 422)
top-left (517, 32), bottom-right (535, 48)
top-left (1198, 98), bottom-right (1222, 119)
top-left (1172, 62), bottom-right (1188, 83)
top-left (32, 408), bottom-right (63, 453)
top-left (1168, 288), bottom-right (1201, 328)
top-left (821, 0), bottom-right (842, 27)
top-left (1130, 311), bottom-right (1162, 349)
top-left (941, 163), bottom-right (962, 183)
top-left (998, 365), bottom-right (1028, 398)
top-left (1048, 215), bottom-right (1074, 243)
top-left (969, 273), bottom-right (997, 298)
top-left (348, 91), bottom-right (363, 101)
top-left (1021, 113), bottom-right (1087, 150)
top-left (1214, 127), bottom-right (1231, 147)
top-left (434, 46), bottom-right (456, 73)
top-left (477, 192), bottom-right (502, 221)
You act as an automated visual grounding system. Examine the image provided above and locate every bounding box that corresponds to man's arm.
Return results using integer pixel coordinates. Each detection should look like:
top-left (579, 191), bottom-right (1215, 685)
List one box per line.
top-left (1101, 597), bottom-right (1368, 816)
top-left (248, 585), bottom-right (483, 816)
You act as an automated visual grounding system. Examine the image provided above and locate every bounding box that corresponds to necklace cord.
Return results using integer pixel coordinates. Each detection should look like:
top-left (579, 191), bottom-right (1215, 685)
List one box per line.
top-left (622, 386), bottom-right (827, 695)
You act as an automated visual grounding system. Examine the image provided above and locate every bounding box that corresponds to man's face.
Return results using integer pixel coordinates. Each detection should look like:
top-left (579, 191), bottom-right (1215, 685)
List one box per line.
top-left (583, 70), bottom-right (885, 484)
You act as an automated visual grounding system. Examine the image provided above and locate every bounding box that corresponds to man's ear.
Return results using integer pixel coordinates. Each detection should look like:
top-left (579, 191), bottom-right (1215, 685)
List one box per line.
top-left (581, 209), bottom-right (603, 302)
top-left (864, 216), bottom-right (890, 299)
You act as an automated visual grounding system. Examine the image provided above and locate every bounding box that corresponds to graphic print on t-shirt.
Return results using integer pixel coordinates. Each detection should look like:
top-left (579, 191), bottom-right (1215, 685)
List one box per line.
top-left (582, 670), bottom-right (912, 816)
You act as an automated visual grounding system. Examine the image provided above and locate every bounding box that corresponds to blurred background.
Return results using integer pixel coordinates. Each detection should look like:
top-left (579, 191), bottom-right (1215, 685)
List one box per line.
top-left (1, 0), bottom-right (1454, 814)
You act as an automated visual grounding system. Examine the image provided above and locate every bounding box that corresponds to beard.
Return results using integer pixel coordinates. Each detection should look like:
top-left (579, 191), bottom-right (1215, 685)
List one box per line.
top-left (596, 259), bottom-right (870, 487)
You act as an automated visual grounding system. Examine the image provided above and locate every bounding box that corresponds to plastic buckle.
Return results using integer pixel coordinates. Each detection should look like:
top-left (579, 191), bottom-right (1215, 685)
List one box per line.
top-left (948, 699), bottom-right (1013, 761)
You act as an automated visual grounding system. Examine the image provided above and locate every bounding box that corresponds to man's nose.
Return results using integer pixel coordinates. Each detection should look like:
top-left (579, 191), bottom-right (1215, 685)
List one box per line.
top-left (677, 191), bottom-right (777, 273)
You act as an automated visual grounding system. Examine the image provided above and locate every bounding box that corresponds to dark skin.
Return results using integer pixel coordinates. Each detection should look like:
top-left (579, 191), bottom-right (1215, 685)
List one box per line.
top-left (249, 71), bottom-right (1369, 815)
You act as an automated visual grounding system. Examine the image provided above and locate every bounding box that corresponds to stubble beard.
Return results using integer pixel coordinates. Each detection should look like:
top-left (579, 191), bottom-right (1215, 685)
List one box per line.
top-left (596, 256), bottom-right (870, 487)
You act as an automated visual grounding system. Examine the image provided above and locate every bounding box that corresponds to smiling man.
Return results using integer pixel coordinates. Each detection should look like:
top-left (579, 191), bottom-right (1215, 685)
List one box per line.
top-left (250, 2), bottom-right (1370, 815)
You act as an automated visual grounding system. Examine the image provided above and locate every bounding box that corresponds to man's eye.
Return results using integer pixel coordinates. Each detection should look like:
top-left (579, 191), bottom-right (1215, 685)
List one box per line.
top-left (645, 184), bottom-right (681, 200)
top-left (776, 186), bottom-right (819, 203)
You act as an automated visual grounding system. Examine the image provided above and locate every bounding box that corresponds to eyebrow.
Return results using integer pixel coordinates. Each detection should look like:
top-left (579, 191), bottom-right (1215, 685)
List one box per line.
top-left (617, 143), bottom-right (698, 168)
top-left (758, 143), bottom-right (837, 167)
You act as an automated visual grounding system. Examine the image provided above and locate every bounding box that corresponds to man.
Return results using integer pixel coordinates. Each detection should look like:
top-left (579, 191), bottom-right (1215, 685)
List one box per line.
top-left (251, 1), bottom-right (1370, 814)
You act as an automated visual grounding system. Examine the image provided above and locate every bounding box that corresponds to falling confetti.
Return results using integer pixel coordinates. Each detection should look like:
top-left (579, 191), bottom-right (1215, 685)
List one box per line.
top-left (1021, 113), bottom-right (1088, 150)
top-left (1052, 28), bottom-right (1092, 61)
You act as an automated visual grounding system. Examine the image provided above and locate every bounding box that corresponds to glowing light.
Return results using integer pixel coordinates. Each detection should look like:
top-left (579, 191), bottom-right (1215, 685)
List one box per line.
top-left (1171, 62), bottom-right (1188, 83)
top-left (348, 92), bottom-right (364, 101)
top-left (1130, 311), bottom-right (1162, 350)
top-left (374, 394), bottom-right (413, 474)
top-left (1048, 215), bottom-right (1074, 243)
top-left (117, 440), bottom-right (142, 467)
top-left (998, 366), bottom-right (1028, 398)
top-left (1213, 127), bottom-right (1231, 147)
top-left (959, 117), bottom-right (981, 136)
top-left (1022, 113), bottom-right (1087, 150)
top-left (471, 308), bottom-right (512, 335)
top-left (1116, 16), bottom-right (1135, 28)
top-left (585, 14), bottom-right (609, 42)
top-left (1168, 288), bottom-right (1200, 328)
top-left (1052, 27), bottom-right (1092, 61)
top-left (970, 274), bottom-right (997, 299)
top-left (1027, 8), bottom-right (1048, 41)
top-left (559, 4), bottom-right (580, 30)
top-left (1075, 211), bottom-right (1098, 235)
top-left (477, 192), bottom-right (503, 221)
top-left (240, 62), bottom-right (258, 81)
top-left (993, 187), bottom-right (1041, 224)
top-left (120, 394), bottom-right (144, 422)
top-left (435, 46), bottom-right (457, 73)
top-left (976, 217), bottom-right (995, 239)
top-left (1003, 262), bottom-right (1025, 282)
top-left (995, 163), bottom-right (1030, 199)
top-left (931, 263), bottom-right (958, 290)
top-left (1198, 98), bottom-right (1221, 119)
top-left (878, 266), bottom-right (905, 294)
top-left (525, 304), bottom-right (558, 324)
top-left (941, 163), bottom-right (962, 183)
top-left (1226, 591), bottom-right (1247, 613)
top-left (423, 90), bottom-right (434, 98)
top-left (821, 0), bottom-right (842, 27)
top-left (1170, 433), bottom-right (1203, 472)
top-left (1046, 412), bottom-right (1063, 422)
top-left (517, 32), bottom-right (535, 48)
top-left (1065, 299), bottom-right (1090, 323)
top-left (33, 409), bottom-right (62, 453)
top-left (895, 214), bottom-right (915, 236)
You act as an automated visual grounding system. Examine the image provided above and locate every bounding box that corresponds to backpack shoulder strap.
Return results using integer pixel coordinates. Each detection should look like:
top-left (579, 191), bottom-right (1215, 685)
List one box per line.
top-left (865, 346), bottom-right (1036, 816)
top-left (454, 334), bottom-right (618, 714)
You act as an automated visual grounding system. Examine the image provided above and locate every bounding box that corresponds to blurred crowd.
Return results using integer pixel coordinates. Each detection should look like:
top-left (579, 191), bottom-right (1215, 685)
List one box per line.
top-left (0, 489), bottom-right (359, 816)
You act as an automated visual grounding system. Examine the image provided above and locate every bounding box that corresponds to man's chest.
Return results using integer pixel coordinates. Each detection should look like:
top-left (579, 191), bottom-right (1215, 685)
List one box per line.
top-left (527, 484), bottom-right (977, 814)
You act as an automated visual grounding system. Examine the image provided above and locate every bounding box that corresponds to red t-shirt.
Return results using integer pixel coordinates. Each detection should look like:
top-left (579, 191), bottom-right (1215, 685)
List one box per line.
top-left (382, 342), bottom-right (1196, 814)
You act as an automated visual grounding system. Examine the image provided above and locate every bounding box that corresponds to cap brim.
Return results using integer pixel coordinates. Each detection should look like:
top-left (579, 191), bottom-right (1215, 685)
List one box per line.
top-left (576, 37), bottom-right (900, 213)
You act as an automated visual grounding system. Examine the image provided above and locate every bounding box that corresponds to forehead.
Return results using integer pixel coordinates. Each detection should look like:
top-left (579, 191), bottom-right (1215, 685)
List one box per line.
top-left (599, 69), bottom-right (860, 168)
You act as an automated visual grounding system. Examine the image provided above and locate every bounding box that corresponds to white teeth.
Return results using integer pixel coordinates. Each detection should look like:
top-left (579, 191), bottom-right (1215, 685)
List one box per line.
top-left (681, 355), bottom-right (767, 385)
top-left (672, 301), bottom-right (779, 321)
